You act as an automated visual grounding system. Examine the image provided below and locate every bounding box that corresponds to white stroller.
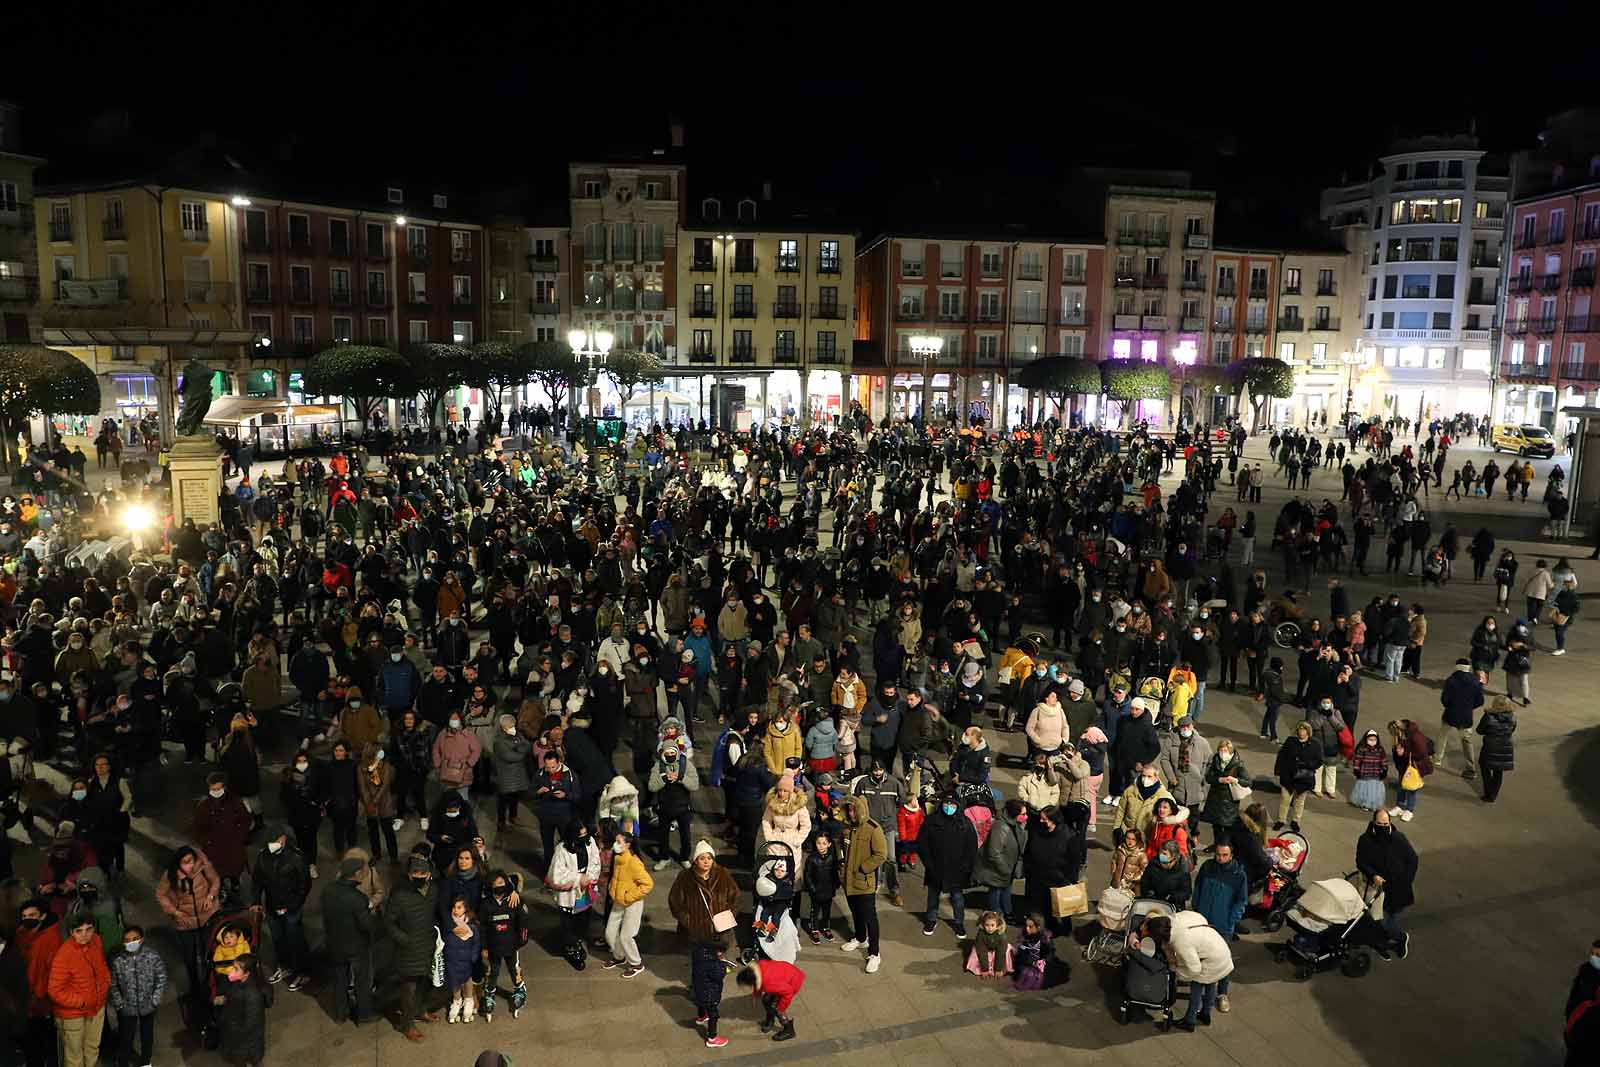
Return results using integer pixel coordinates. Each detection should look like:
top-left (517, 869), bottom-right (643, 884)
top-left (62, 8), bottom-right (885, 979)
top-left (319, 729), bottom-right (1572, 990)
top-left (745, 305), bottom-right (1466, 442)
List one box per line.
top-left (1271, 875), bottom-right (1376, 980)
top-left (1082, 889), bottom-right (1175, 966)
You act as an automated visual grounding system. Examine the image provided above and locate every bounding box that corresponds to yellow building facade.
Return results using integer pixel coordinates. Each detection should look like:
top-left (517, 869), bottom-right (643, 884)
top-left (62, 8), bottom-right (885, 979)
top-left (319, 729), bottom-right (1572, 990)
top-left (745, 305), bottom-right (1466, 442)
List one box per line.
top-left (1272, 246), bottom-right (1368, 427)
top-left (673, 222), bottom-right (855, 425)
top-left (34, 182), bottom-right (257, 437)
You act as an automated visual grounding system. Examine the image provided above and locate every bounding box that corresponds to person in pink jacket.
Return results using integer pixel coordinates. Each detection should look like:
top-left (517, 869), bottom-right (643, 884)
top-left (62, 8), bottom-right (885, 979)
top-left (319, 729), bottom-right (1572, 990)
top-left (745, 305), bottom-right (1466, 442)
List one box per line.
top-left (432, 713), bottom-right (483, 804)
top-left (760, 772), bottom-right (813, 856)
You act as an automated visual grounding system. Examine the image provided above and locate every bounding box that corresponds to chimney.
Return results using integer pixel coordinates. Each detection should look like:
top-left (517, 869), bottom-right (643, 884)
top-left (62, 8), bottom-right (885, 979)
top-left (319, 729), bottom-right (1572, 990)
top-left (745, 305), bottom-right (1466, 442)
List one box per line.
top-left (669, 117), bottom-right (685, 149)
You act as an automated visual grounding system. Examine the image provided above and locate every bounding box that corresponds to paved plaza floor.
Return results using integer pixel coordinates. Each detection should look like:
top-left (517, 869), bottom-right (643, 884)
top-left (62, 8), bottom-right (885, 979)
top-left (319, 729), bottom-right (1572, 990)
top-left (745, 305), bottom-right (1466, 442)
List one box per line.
top-left (16, 430), bottom-right (1600, 1066)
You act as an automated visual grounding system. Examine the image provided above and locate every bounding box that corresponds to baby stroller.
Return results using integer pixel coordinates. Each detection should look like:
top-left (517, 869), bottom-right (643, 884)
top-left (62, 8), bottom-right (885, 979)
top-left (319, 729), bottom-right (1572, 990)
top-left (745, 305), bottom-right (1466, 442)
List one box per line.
top-left (1082, 886), bottom-right (1135, 965)
top-left (743, 842), bottom-right (797, 963)
top-left (1271, 875), bottom-right (1375, 980)
top-left (188, 907), bottom-right (263, 1049)
top-left (1118, 898), bottom-right (1177, 1025)
top-left (1254, 830), bottom-right (1309, 932)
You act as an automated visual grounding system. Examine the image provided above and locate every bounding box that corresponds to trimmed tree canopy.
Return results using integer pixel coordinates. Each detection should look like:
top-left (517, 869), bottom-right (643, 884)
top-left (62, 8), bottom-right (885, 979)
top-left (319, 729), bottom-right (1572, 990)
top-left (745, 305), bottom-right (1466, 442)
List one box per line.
top-left (403, 343), bottom-right (471, 427)
top-left (1102, 359), bottom-right (1171, 401)
top-left (0, 344), bottom-right (101, 420)
top-left (1013, 356), bottom-right (1103, 397)
top-left (304, 344), bottom-right (409, 426)
top-left (602, 349), bottom-right (666, 405)
top-left (1225, 357), bottom-right (1295, 429)
top-left (516, 339), bottom-right (586, 408)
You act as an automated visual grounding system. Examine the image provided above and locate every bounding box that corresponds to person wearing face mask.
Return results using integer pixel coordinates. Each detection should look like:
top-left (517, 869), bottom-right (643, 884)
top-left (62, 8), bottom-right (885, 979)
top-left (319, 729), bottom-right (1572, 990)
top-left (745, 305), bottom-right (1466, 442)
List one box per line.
top-left (336, 686), bottom-right (384, 755)
top-left (192, 773), bottom-right (252, 904)
top-left (974, 799), bottom-right (1030, 923)
top-left (1160, 718), bottom-right (1213, 825)
top-left (1565, 941), bottom-right (1600, 1064)
top-left (47, 912), bottom-right (111, 1067)
top-left (1025, 688), bottom-right (1070, 758)
top-left (378, 643), bottom-right (423, 716)
top-left (1139, 840), bottom-right (1192, 910)
top-left (603, 831), bottom-right (654, 978)
top-left (384, 855), bottom-right (442, 1041)
top-left (108, 923), bottom-right (167, 1067)
top-left (918, 792), bottom-right (979, 939)
top-left (1307, 696), bottom-right (1348, 800)
top-left (432, 708), bottom-right (483, 806)
top-left (479, 870), bottom-right (531, 1019)
top-left (250, 826), bottom-right (312, 990)
top-left (1354, 809), bottom-right (1418, 960)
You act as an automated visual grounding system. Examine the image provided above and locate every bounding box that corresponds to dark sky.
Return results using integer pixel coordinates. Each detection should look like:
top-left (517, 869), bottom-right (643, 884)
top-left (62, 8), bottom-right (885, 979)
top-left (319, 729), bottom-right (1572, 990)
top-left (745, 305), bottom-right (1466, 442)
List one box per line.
top-left (9, 1), bottom-right (1600, 235)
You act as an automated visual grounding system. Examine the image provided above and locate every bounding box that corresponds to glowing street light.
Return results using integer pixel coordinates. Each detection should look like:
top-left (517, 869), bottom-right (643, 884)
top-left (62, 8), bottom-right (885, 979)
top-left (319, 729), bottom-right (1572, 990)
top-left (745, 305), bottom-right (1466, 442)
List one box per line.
top-left (909, 335), bottom-right (944, 424)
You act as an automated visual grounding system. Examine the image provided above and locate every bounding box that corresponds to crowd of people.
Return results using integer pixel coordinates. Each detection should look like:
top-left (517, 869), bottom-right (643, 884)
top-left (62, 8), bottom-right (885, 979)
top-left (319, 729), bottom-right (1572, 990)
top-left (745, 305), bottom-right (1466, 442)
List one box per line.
top-left (0, 397), bottom-right (1591, 1063)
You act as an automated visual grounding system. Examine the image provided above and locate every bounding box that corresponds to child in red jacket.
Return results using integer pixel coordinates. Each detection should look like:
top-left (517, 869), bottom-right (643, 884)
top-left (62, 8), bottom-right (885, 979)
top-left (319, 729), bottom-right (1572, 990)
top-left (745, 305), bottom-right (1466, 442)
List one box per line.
top-left (895, 799), bottom-right (924, 870)
top-left (737, 959), bottom-right (804, 1042)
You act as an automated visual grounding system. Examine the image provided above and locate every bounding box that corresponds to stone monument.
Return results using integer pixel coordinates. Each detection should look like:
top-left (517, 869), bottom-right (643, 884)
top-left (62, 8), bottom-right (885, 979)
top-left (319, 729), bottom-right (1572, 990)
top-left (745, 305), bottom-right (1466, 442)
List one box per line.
top-left (167, 356), bottom-right (224, 528)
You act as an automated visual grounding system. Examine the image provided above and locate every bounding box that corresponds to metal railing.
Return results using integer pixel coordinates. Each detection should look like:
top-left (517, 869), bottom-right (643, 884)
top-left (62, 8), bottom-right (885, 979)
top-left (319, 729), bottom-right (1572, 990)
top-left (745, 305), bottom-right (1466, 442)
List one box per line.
top-left (1573, 267), bottom-right (1595, 288)
top-left (774, 347), bottom-right (799, 363)
top-left (901, 261), bottom-right (925, 278)
top-left (1316, 283), bottom-right (1337, 295)
top-left (1017, 266), bottom-right (1043, 281)
top-left (1278, 316), bottom-right (1305, 331)
top-left (808, 346), bottom-right (843, 362)
top-left (102, 218), bottom-right (127, 240)
top-left (1503, 320), bottom-right (1530, 335)
top-left (1180, 277), bottom-right (1204, 291)
top-left (529, 298), bottom-right (560, 314)
top-left (1056, 309), bottom-right (1089, 326)
top-left (729, 259), bottom-right (759, 275)
top-left (1562, 363), bottom-right (1600, 381)
top-left (1311, 318), bottom-right (1340, 331)
top-left (366, 240), bottom-right (387, 259)
top-left (1113, 274), bottom-right (1138, 288)
top-left (816, 259), bottom-right (842, 275)
top-left (1179, 316), bottom-right (1205, 331)
top-left (366, 289), bottom-right (391, 308)
top-left (245, 285), bottom-right (273, 304)
top-left (1473, 214), bottom-right (1504, 229)
top-left (328, 237), bottom-right (354, 257)
top-left (1534, 317), bottom-right (1559, 334)
top-left (452, 291), bottom-right (475, 307)
top-left (810, 302), bottom-right (846, 320)
top-left (1062, 270), bottom-right (1086, 284)
top-left (406, 291), bottom-right (430, 307)
top-left (329, 287), bottom-right (354, 306)
top-left (774, 302), bottom-right (801, 318)
top-left (450, 247), bottom-right (473, 263)
top-left (1216, 281), bottom-right (1236, 296)
top-left (1141, 275), bottom-right (1168, 289)
top-left (1499, 360), bottom-right (1549, 379)
top-left (289, 285), bottom-right (317, 306)
top-left (1538, 274), bottom-right (1562, 292)
top-left (1515, 230), bottom-right (1542, 249)
top-left (407, 242), bottom-right (430, 261)
top-left (288, 234), bottom-right (315, 254)
top-left (689, 302), bottom-right (716, 318)
top-left (527, 254), bottom-right (559, 272)
top-left (935, 308), bottom-right (967, 322)
top-left (1282, 285), bottom-right (1301, 296)
top-left (1011, 306), bottom-right (1047, 324)
top-left (182, 225), bottom-right (210, 242)
top-left (49, 221), bottom-right (73, 242)
top-left (728, 347), bottom-right (757, 364)
top-left (166, 280), bottom-right (235, 305)
top-left (1510, 276), bottom-right (1535, 293)
top-left (0, 276), bottom-right (39, 301)
top-left (1567, 315), bottom-right (1598, 333)
top-left (1116, 231), bottom-right (1140, 245)
top-left (729, 303), bottom-right (757, 319)
top-left (690, 259), bottom-right (716, 273)
top-left (1545, 230), bottom-right (1567, 247)
top-left (975, 307), bottom-right (1003, 323)
top-left (1143, 231), bottom-right (1170, 246)
top-left (895, 306), bottom-right (926, 321)
top-left (244, 233), bottom-right (273, 253)
top-left (687, 349), bottom-right (717, 363)
top-left (774, 256), bottom-right (799, 273)
top-left (1243, 320), bottom-right (1268, 334)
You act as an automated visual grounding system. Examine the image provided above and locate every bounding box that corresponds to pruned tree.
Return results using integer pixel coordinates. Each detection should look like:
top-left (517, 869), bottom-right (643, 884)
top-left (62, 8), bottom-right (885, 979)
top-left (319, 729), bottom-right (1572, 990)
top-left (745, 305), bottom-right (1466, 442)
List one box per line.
top-left (0, 344), bottom-right (101, 470)
top-left (303, 344), bottom-right (409, 433)
top-left (516, 339), bottom-right (586, 412)
top-left (601, 348), bottom-right (665, 414)
top-left (1102, 360), bottom-right (1172, 427)
top-left (462, 340), bottom-right (531, 417)
top-left (1011, 356), bottom-right (1103, 419)
top-left (1225, 357), bottom-right (1295, 432)
top-left (402, 342), bottom-right (471, 429)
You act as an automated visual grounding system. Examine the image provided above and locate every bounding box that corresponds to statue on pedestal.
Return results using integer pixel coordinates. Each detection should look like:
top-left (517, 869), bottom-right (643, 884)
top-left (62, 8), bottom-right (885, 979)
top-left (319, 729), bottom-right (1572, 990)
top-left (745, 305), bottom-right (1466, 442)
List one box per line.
top-left (174, 356), bottom-right (215, 437)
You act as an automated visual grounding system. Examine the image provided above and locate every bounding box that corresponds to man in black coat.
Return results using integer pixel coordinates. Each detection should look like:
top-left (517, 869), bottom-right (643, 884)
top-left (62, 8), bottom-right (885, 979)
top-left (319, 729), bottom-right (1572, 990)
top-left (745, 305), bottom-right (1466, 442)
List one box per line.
top-left (384, 855), bottom-right (441, 1041)
top-left (1354, 809), bottom-right (1418, 960)
top-left (1112, 699), bottom-right (1161, 787)
top-left (918, 796), bottom-right (979, 938)
top-left (252, 826), bottom-right (311, 989)
top-left (322, 855), bottom-right (378, 1023)
top-left (563, 715), bottom-right (615, 825)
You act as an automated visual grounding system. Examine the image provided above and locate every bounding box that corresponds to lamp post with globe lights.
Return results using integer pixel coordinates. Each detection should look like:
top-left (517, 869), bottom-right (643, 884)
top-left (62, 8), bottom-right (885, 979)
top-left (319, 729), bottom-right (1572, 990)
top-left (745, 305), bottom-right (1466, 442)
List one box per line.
top-left (1341, 348), bottom-right (1364, 427)
top-left (568, 326), bottom-right (614, 461)
top-left (909, 335), bottom-right (944, 426)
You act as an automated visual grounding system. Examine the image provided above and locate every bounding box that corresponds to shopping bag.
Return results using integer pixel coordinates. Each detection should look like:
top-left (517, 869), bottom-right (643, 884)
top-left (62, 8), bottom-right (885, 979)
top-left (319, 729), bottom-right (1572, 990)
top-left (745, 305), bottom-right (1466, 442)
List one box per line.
top-left (1050, 882), bottom-right (1089, 919)
top-left (1227, 780), bottom-right (1253, 802)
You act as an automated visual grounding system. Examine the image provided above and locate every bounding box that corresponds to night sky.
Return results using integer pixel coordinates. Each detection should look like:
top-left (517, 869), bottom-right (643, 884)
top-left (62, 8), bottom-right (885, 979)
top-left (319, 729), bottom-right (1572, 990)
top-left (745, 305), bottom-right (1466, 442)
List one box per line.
top-left (8, 2), bottom-right (1600, 236)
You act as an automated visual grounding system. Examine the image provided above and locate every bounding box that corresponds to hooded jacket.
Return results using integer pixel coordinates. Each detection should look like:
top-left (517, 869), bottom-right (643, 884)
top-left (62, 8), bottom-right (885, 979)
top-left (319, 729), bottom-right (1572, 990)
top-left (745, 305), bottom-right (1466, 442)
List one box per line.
top-left (1114, 776), bottom-right (1175, 839)
top-left (1440, 665), bottom-right (1486, 728)
top-left (1355, 819), bottom-right (1418, 911)
top-left (1017, 764), bottom-right (1061, 811)
top-left (1145, 804), bottom-right (1191, 860)
top-left (920, 807), bottom-right (980, 890)
top-left (973, 809), bottom-right (1028, 889)
top-left (1476, 705), bottom-right (1516, 771)
top-left (1167, 910), bottom-right (1235, 985)
top-left (761, 717), bottom-right (803, 775)
top-left (1025, 701), bottom-right (1069, 752)
top-left (840, 796), bottom-right (889, 896)
top-left (759, 784), bottom-right (813, 855)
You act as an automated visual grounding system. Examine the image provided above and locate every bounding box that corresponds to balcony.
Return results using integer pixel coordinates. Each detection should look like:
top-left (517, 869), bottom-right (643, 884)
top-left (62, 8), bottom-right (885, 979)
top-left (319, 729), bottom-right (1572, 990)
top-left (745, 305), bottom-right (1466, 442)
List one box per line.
top-left (289, 285), bottom-right (317, 306)
top-left (1184, 232), bottom-right (1211, 249)
top-left (1056, 308), bottom-right (1089, 326)
top-left (1282, 285), bottom-right (1301, 296)
top-left (366, 240), bottom-right (387, 259)
top-left (896, 305), bottom-right (926, 322)
top-left (1062, 269), bottom-right (1087, 284)
top-left (816, 258), bottom-right (842, 276)
top-left (329, 287), bottom-right (354, 307)
top-left (1179, 315), bottom-right (1205, 332)
top-left (1116, 231), bottom-right (1141, 246)
top-left (1212, 322), bottom-right (1235, 334)
top-left (728, 347), bottom-right (757, 364)
top-left (243, 233), bottom-right (272, 253)
top-left (1180, 277), bottom-right (1205, 291)
top-left (774, 301), bottom-right (802, 319)
top-left (166, 280), bottom-right (235, 305)
top-left (245, 285), bottom-right (273, 304)
top-left (687, 349), bottom-right (717, 364)
top-left (1113, 273), bottom-right (1138, 288)
top-left (1562, 363), bottom-right (1600, 381)
top-left (1568, 316), bottom-right (1599, 333)
top-left (101, 218), bottom-right (127, 241)
top-left (640, 292), bottom-right (665, 311)
top-left (1141, 275), bottom-right (1168, 290)
top-left (328, 236), bottom-right (353, 258)
top-left (181, 224), bottom-right (211, 243)
top-left (287, 234), bottom-right (314, 255)
top-left (1401, 286), bottom-right (1432, 299)
top-left (1244, 320), bottom-right (1268, 335)
top-left (689, 302), bottom-right (716, 318)
top-left (729, 303), bottom-right (757, 319)
top-left (1470, 254), bottom-right (1500, 269)
top-left (1278, 316), bottom-right (1305, 332)
top-left (1534, 317), bottom-right (1559, 334)
top-left (1538, 274), bottom-right (1562, 292)
top-left (811, 302), bottom-right (846, 320)
top-left (49, 220), bottom-right (73, 242)
top-left (690, 258), bottom-right (716, 273)
top-left (1017, 264), bottom-right (1043, 281)
top-left (729, 258), bottom-right (758, 275)
top-left (773, 347), bottom-right (799, 364)
top-left (1143, 231), bottom-right (1170, 247)
top-left (1247, 286), bottom-right (1269, 299)
top-left (1215, 281), bottom-right (1236, 297)
top-left (1141, 315), bottom-right (1169, 331)
top-left (808, 346), bottom-right (844, 363)
top-left (1573, 267), bottom-right (1595, 288)
top-left (935, 307), bottom-right (967, 323)
top-left (1582, 223), bottom-right (1600, 242)
top-left (1011, 306), bottom-right (1047, 325)
top-left (407, 243), bottom-right (430, 262)
top-left (1473, 213), bottom-right (1505, 230)
top-left (1499, 360), bottom-right (1549, 381)
top-left (0, 201), bottom-right (30, 228)
top-left (406, 290), bottom-right (430, 308)
top-left (1392, 175), bottom-right (1466, 192)
top-left (1112, 313), bottom-right (1141, 330)
top-left (527, 254), bottom-right (559, 272)
top-left (366, 289), bottom-right (391, 308)
top-left (974, 347), bottom-right (1005, 366)
top-left (289, 337), bottom-right (322, 357)
top-left (1515, 230), bottom-right (1542, 250)
top-left (1510, 276), bottom-right (1535, 294)
top-left (1502, 320), bottom-right (1530, 336)
top-left (1311, 318), bottom-right (1340, 332)
top-left (901, 260), bottom-right (925, 278)
top-left (1317, 282), bottom-right (1337, 295)
top-left (774, 255), bottom-right (800, 274)
top-left (452, 290), bottom-right (475, 307)
top-left (0, 276), bottom-right (39, 302)
top-left (975, 306), bottom-right (1003, 323)
top-left (1545, 230), bottom-right (1567, 247)
top-left (528, 298), bottom-right (560, 315)
top-left (451, 246), bottom-right (473, 264)
top-left (939, 262), bottom-right (962, 279)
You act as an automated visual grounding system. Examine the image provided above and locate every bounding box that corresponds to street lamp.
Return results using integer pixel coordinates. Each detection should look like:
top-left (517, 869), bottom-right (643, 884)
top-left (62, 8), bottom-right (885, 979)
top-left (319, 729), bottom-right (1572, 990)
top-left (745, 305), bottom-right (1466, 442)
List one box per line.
top-left (568, 325), bottom-right (614, 427)
top-left (1341, 349), bottom-right (1364, 425)
top-left (909, 335), bottom-right (943, 425)
top-left (1172, 342), bottom-right (1197, 429)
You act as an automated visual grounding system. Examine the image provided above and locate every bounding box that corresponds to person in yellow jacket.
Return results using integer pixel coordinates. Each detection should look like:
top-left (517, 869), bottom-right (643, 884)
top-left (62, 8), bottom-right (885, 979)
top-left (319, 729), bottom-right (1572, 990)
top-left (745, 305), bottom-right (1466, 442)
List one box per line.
top-left (762, 709), bottom-right (805, 774)
top-left (1165, 666), bottom-right (1197, 725)
top-left (605, 831), bottom-right (655, 977)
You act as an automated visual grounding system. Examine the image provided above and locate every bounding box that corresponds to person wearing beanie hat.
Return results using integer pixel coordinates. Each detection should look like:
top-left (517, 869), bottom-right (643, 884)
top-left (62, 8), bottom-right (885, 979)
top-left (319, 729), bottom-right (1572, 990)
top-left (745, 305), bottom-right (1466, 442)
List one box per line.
top-left (321, 850), bottom-right (377, 1025)
top-left (252, 825), bottom-right (312, 989)
top-left (759, 772), bottom-right (812, 857)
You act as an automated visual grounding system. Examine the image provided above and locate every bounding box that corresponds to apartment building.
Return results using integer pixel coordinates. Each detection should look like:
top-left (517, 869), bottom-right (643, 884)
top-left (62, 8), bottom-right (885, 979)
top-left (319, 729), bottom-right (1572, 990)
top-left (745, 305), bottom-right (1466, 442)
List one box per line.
top-left (1269, 245), bottom-right (1366, 426)
top-left (854, 229), bottom-right (1105, 427)
top-left (0, 102), bottom-right (44, 343)
top-left (676, 196), bottom-right (855, 426)
top-left (1321, 136), bottom-right (1506, 424)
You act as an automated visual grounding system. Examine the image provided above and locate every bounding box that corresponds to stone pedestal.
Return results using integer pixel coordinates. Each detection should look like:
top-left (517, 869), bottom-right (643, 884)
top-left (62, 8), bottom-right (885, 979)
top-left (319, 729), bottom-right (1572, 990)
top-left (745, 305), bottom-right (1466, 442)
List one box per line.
top-left (167, 435), bottom-right (223, 529)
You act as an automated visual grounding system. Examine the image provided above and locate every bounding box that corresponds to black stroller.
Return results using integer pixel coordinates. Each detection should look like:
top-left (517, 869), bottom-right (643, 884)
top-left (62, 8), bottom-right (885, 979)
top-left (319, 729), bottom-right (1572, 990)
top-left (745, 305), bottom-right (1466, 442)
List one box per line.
top-left (1117, 898), bottom-right (1177, 1026)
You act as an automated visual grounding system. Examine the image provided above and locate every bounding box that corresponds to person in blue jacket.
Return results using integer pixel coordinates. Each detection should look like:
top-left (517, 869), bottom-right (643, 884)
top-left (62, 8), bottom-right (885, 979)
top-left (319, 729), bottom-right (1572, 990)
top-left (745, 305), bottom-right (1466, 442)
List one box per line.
top-left (1190, 840), bottom-right (1248, 1013)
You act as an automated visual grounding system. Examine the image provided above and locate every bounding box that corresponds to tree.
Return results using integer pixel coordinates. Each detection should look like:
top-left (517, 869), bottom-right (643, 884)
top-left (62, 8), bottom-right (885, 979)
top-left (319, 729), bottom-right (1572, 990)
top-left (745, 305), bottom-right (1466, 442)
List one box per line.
top-left (462, 341), bottom-right (533, 418)
top-left (1011, 356), bottom-right (1103, 419)
top-left (402, 342), bottom-right (471, 429)
top-left (1225, 357), bottom-right (1295, 432)
top-left (303, 344), bottom-right (409, 433)
top-left (601, 349), bottom-right (665, 415)
top-left (516, 339), bottom-right (586, 413)
top-left (0, 344), bottom-right (101, 471)
top-left (1102, 360), bottom-right (1171, 427)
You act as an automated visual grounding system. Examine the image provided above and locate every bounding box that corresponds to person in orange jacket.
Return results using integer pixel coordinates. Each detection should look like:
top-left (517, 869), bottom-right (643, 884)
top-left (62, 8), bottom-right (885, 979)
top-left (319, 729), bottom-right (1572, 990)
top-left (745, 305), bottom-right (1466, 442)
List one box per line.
top-left (17, 900), bottom-right (64, 1066)
top-left (48, 912), bottom-right (111, 1067)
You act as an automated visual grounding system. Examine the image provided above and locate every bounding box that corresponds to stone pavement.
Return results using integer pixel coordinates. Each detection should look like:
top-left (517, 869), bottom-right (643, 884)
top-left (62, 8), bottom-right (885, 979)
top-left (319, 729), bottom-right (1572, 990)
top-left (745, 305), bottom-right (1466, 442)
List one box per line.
top-left (15, 430), bottom-right (1600, 1067)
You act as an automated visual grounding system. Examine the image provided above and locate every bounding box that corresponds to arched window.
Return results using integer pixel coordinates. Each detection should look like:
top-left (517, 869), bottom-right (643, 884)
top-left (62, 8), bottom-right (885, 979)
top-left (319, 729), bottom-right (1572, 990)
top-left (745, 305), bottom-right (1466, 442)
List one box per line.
top-left (700, 197), bottom-right (721, 220)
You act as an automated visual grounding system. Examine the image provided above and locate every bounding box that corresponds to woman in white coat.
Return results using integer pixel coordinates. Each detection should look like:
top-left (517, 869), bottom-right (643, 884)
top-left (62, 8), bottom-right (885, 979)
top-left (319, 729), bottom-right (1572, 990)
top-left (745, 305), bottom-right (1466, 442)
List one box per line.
top-left (1145, 910), bottom-right (1235, 1031)
top-left (545, 820), bottom-right (602, 967)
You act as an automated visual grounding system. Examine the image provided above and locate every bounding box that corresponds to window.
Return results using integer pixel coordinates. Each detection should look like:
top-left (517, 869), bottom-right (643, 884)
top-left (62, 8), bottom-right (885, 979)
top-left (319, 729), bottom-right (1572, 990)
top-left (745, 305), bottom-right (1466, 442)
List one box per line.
top-left (1318, 269), bottom-right (1334, 295)
top-left (775, 330), bottom-right (796, 361)
top-left (1537, 341), bottom-right (1552, 366)
top-left (246, 263), bottom-right (270, 298)
top-left (642, 181), bottom-right (661, 200)
top-left (1119, 212), bottom-right (1137, 239)
top-left (730, 330), bottom-right (753, 359)
top-left (1212, 337), bottom-right (1231, 363)
top-left (407, 272), bottom-right (427, 302)
top-left (1550, 209), bottom-right (1567, 243)
top-left (899, 291), bottom-right (923, 317)
top-left (451, 230), bottom-right (472, 263)
top-left (1314, 305), bottom-right (1331, 328)
top-left (1369, 277), bottom-right (1377, 300)
top-left (249, 314), bottom-right (273, 341)
top-left (1248, 267), bottom-right (1269, 295)
top-left (1398, 312), bottom-right (1426, 329)
top-left (1568, 341), bottom-right (1586, 368)
top-left (610, 223), bottom-right (635, 261)
top-left (329, 267), bottom-right (351, 300)
top-left (693, 282), bottom-right (714, 314)
top-left (1113, 338), bottom-right (1132, 358)
top-left (387, 187), bottom-right (404, 204)
top-left (452, 275), bottom-right (471, 303)
top-left (939, 291), bottom-right (963, 319)
top-left (331, 316), bottom-right (353, 343)
top-left (978, 292), bottom-right (1001, 320)
top-left (451, 321), bottom-right (472, 344)
top-left (731, 238), bottom-right (754, 270)
top-left (180, 201), bottom-right (208, 238)
top-left (534, 278), bottom-right (558, 304)
top-left (777, 239), bottom-right (798, 272)
top-left (1279, 342), bottom-right (1296, 361)
top-left (433, 194), bottom-right (448, 210)
top-left (583, 180), bottom-right (603, 199)
top-left (1432, 312), bottom-right (1451, 329)
top-left (1283, 268), bottom-right (1301, 293)
top-left (407, 227), bottom-right (428, 258)
top-left (977, 335), bottom-right (1000, 360)
top-left (641, 322), bottom-right (663, 354)
top-left (1435, 274), bottom-right (1455, 299)
top-left (1391, 200), bottom-right (1407, 225)
top-left (1401, 274), bottom-right (1429, 299)
top-left (288, 213), bottom-right (311, 249)
top-left (366, 222), bottom-right (386, 258)
top-left (1019, 250), bottom-right (1042, 280)
top-left (409, 320), bottom-right (428, 343)
top-left (732, 283), bottom-right (753, 315)
top-left (818, 240), bottom-right (840, 273)
top-left (367, 270), bottom-right (387, 302)
top-left (692, 328), bottom-right (714, 357)
top-left (1216, 265), bottom-right (1235, 292)
top-left (1144, 255), bottom-right (1164, 280)
top-left (329, 218), bottom-right (350, 253)
top-left (0, 182), bottom-right (16, 213)
top-left (981, 250), bottom-right (1002, 277)
top-left (816, 331), bottom-right (839, 358)
top-left (1245, 340), bottom-right (1264, 359)
top-left (1311, 343), bottom-right (1328, 365)
top-left (1439, 237), bottom-right (1458, 260)
top-left (533, 238), bottom-right (556, 258)
top-left (1142, 293), bottom-right (1163, 316)
top-left (1061, 333), bottom-right (1085, 356)
top-left (368, 317), bottom-right (388, 345)
top-left (940, 249), bottom-right (962, 278)
top-left (291, 316), bottom-right (315, 345)
top-left (1062, 250), bottom-right (1086, 282)
top-left (1140, 339), bottom-right (1159, 360)
top-left (1381, 312), bottom-right (1395, 329)
top-left (289, 265), bottom-right (312, 302)
top-left (535, 327), bottom-right (556, 342)
top-left (1182, 258), bottom-right (1200, 283)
